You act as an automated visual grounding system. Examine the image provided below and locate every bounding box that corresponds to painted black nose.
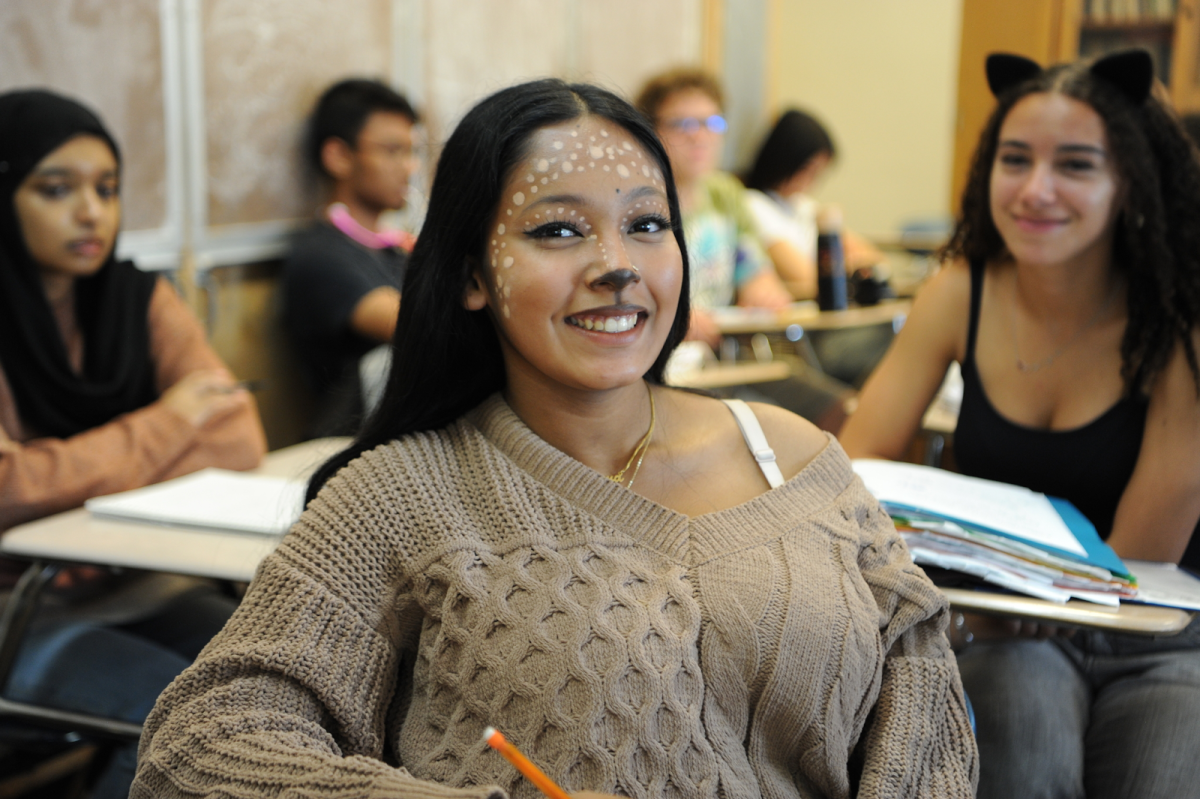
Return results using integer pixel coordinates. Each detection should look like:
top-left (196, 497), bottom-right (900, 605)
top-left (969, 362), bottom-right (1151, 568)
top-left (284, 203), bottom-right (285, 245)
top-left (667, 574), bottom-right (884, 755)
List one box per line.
top-left (591, 268), bottom-right (640, 293)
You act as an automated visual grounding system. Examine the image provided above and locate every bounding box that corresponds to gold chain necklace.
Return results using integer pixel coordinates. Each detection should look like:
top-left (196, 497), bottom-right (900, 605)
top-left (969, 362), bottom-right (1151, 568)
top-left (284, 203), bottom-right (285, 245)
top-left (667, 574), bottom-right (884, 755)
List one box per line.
top-left (1013, 284), bottom-right (1116, 374)
top-left (608, 386), bottom-right (656, 488)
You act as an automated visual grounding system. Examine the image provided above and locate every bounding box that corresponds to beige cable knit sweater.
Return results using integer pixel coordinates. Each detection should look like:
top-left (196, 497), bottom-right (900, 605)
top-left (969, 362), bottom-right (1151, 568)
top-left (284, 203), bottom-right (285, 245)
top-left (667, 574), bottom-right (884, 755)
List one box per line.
top-left (133, 394), bottom-right (977, 799)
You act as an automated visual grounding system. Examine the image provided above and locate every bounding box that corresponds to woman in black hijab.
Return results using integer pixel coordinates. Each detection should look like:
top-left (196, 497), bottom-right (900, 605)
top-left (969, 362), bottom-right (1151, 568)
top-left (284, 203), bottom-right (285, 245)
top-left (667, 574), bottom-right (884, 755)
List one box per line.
top-left (0, 90), bottom-right (266, 797)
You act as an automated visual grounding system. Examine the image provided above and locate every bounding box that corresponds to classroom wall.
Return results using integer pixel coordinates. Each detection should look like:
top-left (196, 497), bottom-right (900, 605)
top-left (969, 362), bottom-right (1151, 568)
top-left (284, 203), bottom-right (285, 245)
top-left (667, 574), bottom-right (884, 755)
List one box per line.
top-left (769, 0), bottom-right (963, 238)
top-left (0, 0), bottom-right (707, 448)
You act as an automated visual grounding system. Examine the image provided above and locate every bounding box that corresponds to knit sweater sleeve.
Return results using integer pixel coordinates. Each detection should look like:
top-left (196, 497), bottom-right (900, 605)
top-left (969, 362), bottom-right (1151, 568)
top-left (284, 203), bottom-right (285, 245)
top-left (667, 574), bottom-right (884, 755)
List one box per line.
top-left (849, 480), bottom-right (979, 798)
top-left (132, 448), bottom-right (505, 799)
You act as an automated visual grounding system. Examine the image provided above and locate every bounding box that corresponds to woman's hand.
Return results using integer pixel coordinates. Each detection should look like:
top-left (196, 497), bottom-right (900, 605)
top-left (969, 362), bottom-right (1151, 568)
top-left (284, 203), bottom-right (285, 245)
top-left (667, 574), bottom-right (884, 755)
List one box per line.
top-left (160, 369), bottom-right (250, 428)
top-left (50, 565), bottom-right (111, 600)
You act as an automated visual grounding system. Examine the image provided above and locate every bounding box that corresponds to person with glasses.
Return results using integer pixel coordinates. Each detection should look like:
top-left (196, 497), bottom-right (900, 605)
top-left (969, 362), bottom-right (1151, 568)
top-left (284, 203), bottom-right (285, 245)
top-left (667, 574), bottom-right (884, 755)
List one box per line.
top-left (635, 68), bottom-right (792, 348)
top-left (282, 78), bottom-right (420, 437)
top-left (636, 69), bottom-right (851, 431)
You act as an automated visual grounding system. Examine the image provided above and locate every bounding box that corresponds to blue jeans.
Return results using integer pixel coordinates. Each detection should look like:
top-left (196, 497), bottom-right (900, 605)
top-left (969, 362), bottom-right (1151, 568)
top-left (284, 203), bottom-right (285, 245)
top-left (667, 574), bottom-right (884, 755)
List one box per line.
top-left (3, 584), bottom-right (237, 799)
top-left (958, 615), bottom-right (1200, 799)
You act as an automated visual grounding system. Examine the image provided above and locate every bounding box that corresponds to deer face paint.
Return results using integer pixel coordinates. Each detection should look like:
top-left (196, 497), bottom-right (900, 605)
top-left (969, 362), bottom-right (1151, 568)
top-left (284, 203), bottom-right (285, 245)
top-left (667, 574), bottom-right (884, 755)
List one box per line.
top-left (467, 117), bottom-right (680, 392)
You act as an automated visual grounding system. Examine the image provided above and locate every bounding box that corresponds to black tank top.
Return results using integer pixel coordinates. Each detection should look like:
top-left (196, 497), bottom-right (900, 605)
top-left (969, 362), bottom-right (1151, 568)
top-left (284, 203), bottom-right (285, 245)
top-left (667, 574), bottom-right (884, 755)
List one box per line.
top-left (954, 260), bottom-right (1200, 571)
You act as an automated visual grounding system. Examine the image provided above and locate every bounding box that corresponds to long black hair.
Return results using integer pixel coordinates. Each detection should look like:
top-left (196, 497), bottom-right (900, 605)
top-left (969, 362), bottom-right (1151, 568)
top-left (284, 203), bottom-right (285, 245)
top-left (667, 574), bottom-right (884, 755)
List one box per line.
top-left (307, 79), bottom-right (691, 501)
top-left (944, 53), bottom-right (1200, 396)
top-left (743, 109), bottom-right (836, 193)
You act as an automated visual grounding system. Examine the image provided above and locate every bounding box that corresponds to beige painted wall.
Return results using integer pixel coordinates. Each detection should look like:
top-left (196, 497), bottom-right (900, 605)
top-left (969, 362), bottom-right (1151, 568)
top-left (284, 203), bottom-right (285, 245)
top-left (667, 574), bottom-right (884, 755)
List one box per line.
top-left (770, 0), bottom-right (962, 237)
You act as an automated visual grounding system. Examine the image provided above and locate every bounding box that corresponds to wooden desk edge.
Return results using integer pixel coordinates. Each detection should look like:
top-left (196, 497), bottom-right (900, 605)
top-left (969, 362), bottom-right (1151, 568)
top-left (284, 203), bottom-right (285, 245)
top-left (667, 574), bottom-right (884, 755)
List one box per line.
top-left (669, 361), bottom-right (792, 390)
top-left (943, 587), bottom-right (1195, 636)
top-left (714, 299), bottom-right (911, 335)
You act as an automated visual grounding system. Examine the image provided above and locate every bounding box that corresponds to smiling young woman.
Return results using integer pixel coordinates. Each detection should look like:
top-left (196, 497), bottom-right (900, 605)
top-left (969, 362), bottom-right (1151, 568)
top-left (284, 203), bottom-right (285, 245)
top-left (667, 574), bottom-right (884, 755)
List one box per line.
top-left (840, 50), bottom-right (1200, 798)
top-left (133, 79), bottom-right (977, 798)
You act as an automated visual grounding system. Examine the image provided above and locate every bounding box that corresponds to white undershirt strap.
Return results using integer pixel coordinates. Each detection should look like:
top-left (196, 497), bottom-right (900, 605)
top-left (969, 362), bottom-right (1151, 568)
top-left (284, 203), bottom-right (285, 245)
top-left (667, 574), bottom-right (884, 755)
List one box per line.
top-left (721, 399), bottom-right (786, 489)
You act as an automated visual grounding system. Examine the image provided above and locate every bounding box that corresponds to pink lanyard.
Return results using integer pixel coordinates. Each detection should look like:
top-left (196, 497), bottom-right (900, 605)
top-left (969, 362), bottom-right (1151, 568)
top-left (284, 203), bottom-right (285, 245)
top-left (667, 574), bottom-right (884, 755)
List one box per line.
top-left (327, 203), bottom-right (415, 251)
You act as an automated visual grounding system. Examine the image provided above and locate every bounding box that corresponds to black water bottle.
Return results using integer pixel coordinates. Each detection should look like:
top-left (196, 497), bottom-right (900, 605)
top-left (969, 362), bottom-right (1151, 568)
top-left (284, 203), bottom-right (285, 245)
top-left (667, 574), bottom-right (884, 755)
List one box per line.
top-left (816, 205), bottom-right (848, 311)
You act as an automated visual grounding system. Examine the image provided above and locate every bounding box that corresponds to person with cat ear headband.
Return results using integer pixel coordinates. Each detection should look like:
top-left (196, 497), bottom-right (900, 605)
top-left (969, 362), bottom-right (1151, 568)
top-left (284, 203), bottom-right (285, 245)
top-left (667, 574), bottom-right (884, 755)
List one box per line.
top-left (842, 49), bottom-right (1200, 798)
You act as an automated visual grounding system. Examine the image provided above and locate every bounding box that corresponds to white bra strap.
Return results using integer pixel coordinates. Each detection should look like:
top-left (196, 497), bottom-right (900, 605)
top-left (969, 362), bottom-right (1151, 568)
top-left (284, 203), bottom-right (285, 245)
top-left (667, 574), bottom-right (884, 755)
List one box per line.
top-left (721, 399), bottom-right (786, 489)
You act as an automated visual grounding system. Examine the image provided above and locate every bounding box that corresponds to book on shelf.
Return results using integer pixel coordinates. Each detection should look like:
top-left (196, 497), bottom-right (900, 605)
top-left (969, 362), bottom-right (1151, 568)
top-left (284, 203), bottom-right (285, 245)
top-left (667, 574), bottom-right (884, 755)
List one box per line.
top-left (85, 468), bottom-right (306, 536)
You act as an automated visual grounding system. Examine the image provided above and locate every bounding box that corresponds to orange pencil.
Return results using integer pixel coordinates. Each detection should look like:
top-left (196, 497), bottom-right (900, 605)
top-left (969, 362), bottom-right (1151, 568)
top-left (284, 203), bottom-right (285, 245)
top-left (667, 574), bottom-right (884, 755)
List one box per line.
top-left (483, 727), bottom-right (572, 799)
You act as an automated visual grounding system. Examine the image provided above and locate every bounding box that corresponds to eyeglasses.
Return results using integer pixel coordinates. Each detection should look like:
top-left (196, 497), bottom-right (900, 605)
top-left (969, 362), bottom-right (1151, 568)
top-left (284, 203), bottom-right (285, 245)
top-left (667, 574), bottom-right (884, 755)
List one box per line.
top-left (661, 114), bottom-right (727, 135)
top-left (357, 139), bottom-right (424, 161)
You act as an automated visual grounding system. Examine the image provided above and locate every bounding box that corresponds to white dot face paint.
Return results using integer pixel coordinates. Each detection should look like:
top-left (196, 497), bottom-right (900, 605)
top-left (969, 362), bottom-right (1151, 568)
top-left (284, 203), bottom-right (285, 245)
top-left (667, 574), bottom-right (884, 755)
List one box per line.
top-left (480, 117), bottom-right (682, 394)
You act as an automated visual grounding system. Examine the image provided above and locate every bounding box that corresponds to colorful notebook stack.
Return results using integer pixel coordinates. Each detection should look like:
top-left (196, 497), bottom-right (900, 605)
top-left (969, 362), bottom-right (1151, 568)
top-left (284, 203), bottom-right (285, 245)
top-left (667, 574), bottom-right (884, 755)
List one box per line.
top-left (851, 460), bottom-right (1135, 606)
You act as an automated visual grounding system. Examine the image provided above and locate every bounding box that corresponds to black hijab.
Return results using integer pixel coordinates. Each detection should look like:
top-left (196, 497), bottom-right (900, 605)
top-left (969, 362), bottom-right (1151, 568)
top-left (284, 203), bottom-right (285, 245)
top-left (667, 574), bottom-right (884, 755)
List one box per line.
top-left (0, 89), bottom-right (158, 439)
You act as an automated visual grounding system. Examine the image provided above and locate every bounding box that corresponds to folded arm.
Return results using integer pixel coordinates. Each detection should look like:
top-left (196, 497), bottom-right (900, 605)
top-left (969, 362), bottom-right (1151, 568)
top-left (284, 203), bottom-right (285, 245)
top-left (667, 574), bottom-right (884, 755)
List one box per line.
top-left (0, 280), bottom-right (264, 530)
top-left (1107, 330), bottom-right (1200, 563)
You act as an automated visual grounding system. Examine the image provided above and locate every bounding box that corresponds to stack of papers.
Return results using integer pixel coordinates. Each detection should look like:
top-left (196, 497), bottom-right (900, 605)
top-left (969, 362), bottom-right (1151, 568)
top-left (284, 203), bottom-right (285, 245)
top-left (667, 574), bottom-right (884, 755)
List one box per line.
top-left (85, 468), bottom-right (305, 536)
top-left (852, 460), bottom-right (1135, 605)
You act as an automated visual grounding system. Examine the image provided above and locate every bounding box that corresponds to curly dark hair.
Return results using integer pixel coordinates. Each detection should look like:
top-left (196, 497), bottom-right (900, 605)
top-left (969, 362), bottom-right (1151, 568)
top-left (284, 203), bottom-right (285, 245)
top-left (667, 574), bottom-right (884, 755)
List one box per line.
top-left (944, 55), bottom-right (1200, 395)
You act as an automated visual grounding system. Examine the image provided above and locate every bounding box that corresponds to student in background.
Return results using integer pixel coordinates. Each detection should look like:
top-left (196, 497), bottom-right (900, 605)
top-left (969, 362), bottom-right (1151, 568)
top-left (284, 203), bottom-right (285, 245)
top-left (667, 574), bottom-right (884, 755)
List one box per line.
top-left (636, 69), bottom-right (851, 429)
top-left (635, 68), bottom-right (792, 348)
top-left (743, 109), bottom-right (891, 387)
top-left (742, 108), bottom-right (883, 300)
top-left (134, 78), bottom-right (976, 798)
top-left (0, 89), bottom-right (265, 798)
top-left (282, 78), bottom-right (418, 436)
top-left (841, 51), bottom-right (1200, 798)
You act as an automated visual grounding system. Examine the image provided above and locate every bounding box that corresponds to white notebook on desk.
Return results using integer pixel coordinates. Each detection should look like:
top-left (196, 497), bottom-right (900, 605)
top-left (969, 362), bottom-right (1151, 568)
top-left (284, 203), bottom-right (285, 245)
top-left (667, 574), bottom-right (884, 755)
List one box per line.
top-left (85, 468), bottom-right (306, 536)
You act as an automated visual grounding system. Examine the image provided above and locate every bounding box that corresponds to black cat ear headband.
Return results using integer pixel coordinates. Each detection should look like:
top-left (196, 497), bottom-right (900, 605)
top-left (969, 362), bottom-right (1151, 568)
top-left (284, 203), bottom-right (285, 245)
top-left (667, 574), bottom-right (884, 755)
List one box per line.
top-left (985, 49), bottom-right (1154, 104)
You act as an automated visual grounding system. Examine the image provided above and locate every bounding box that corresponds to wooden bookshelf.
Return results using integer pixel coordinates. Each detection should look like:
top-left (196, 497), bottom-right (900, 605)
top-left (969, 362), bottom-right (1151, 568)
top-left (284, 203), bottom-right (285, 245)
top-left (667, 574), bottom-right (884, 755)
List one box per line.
top-left (951, 0), bottom-right (1200, 207)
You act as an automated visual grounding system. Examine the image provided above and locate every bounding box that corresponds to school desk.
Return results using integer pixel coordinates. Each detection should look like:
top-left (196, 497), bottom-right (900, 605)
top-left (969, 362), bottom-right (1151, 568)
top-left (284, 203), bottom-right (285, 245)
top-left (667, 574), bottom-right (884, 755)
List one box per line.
top-left (0, 437), bottom-right (349, 739)
top-left (708, 298), bottom-right (911, 337)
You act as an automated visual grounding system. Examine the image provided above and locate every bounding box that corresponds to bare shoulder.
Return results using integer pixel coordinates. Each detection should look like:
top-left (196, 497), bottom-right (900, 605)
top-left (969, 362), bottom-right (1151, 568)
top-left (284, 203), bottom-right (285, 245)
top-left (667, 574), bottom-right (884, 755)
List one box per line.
top-left (1149, 328), bottom-right (1200, 422)
top-left (742, 401), bottom-right (829, 479)
top-left (904, 259), bottom-right (974, 362)
top-left (913, 259), bottom-right (972, 320)
top-left (660, 388), bottom-right (826, 472)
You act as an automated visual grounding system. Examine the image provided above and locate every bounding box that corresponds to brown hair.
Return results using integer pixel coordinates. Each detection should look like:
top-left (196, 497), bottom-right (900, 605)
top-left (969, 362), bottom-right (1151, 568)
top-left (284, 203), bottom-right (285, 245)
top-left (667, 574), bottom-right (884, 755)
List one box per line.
top-left (634, 67), bottom-right (724, 123)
